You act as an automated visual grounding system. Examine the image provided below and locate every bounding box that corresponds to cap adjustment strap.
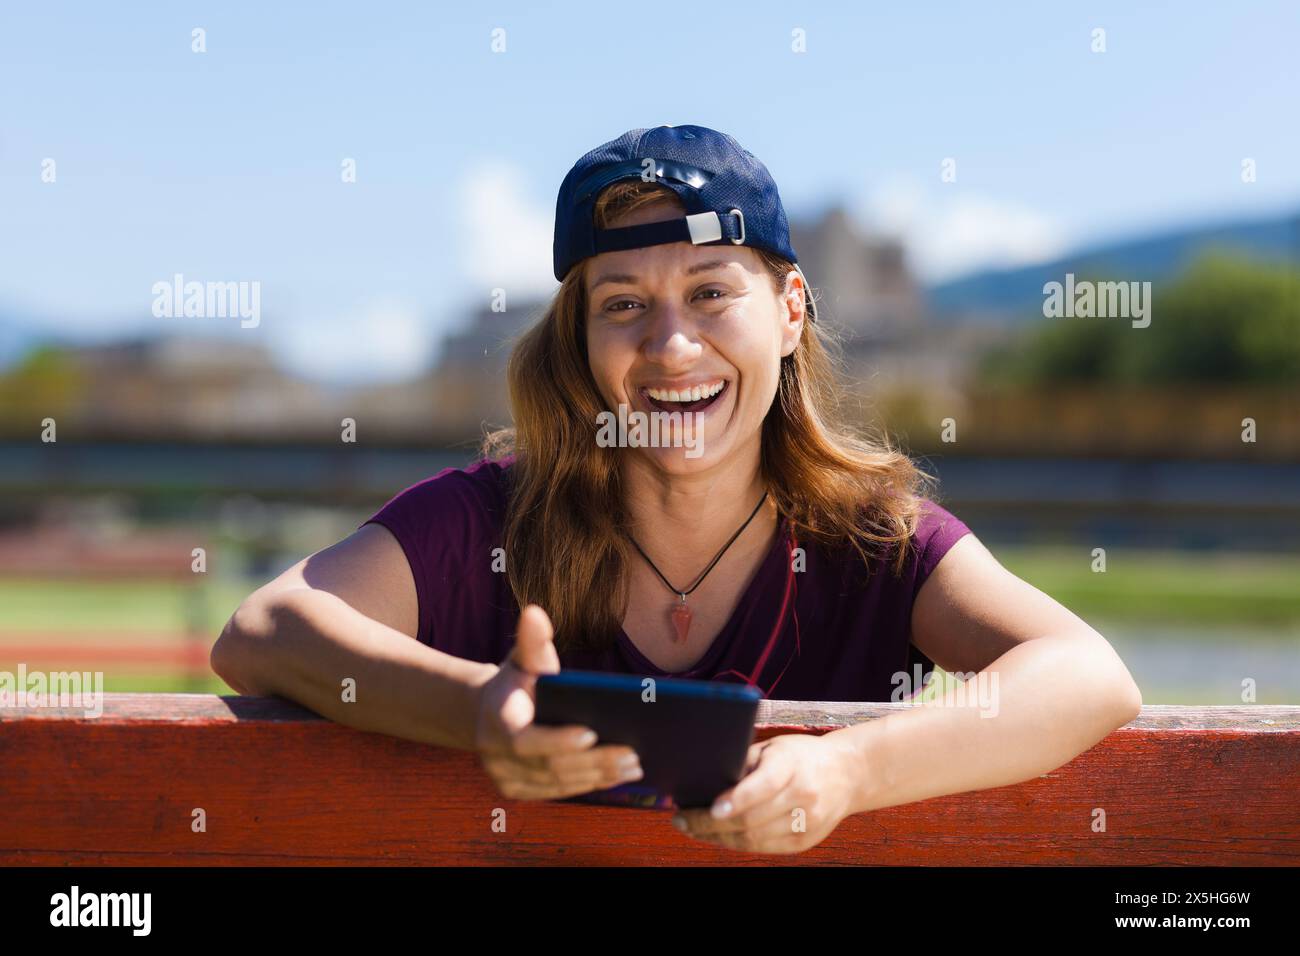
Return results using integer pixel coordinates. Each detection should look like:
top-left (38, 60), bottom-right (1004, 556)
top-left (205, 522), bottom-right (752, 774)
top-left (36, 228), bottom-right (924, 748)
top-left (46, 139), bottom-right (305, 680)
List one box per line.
top-left (593, 209), bottom-right (744, 255)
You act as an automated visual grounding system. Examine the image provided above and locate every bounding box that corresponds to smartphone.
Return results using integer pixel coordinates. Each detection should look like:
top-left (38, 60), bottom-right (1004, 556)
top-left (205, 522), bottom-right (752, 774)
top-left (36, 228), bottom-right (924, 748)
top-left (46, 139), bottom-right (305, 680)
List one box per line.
top-left (534, 669), bottom-right (763, 810)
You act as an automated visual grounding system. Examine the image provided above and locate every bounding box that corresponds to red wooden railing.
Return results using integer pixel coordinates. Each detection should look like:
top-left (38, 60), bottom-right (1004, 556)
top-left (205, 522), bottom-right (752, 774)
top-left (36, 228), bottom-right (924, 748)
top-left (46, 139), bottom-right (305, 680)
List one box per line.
top-left (1, 694), bottom-right (1296, 865)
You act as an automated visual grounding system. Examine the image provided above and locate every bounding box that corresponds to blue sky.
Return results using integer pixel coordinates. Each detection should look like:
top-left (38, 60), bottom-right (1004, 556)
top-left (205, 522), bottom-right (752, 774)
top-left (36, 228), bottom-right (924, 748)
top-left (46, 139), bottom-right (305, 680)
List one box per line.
top-left (2, 1), bottom-right (1297, 383)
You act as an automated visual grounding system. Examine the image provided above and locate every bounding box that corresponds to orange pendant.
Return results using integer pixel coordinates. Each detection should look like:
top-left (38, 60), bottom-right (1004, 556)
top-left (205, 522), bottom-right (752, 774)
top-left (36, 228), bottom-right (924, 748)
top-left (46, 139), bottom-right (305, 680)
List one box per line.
top-left (670, 599), bottom-right (692, 643)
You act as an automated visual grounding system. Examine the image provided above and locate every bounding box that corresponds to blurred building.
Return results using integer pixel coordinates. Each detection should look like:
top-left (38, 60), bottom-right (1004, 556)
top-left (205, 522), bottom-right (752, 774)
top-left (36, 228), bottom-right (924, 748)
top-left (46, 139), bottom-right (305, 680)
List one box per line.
top-left (789, 205), bottom-right (1015, 417)
top-left (47, 337), bottom-right (346, 441)
top-left (424, 303), bottom-right (544, 431)
top-left (789, 205), bottom-right (925, 337)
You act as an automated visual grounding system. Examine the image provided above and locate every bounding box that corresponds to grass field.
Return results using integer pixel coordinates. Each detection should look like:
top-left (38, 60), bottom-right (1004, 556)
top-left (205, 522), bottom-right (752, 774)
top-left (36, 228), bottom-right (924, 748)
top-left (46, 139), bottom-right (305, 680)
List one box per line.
top-left (994, 546), bottom-right (1300, 629)
top-left (0, 577), bottom-right (248, 695)
top-left (1, 545), bottom-right (1296, 697)
top-left (0, 578), bottom-right (251, 633)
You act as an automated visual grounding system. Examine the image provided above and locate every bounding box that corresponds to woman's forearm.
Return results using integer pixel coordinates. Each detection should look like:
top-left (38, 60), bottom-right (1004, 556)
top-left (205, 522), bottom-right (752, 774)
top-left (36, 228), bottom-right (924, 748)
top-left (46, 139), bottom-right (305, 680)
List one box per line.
top-left (211, 588), bottom-right (498, 751)
top-left (831, 632), bottom-right (1143, 815)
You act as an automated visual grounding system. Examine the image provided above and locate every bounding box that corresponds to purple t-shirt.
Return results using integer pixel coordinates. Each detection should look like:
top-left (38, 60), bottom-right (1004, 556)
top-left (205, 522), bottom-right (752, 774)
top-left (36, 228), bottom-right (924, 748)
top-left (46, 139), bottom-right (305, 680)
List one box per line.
top-left (362, 457), bottom-right (972, 702)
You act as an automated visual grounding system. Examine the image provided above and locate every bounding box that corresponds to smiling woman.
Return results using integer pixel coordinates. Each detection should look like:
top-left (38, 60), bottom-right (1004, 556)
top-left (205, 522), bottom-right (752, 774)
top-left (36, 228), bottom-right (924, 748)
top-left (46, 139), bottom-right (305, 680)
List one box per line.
top-left (211, 124), bottom-right (1143, 855)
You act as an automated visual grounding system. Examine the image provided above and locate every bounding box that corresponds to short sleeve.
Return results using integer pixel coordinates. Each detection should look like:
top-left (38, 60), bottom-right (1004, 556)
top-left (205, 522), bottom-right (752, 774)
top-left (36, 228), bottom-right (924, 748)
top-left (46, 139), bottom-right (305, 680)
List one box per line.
top-left (910, 498), bottom-right (973, 600)
top-left (904, 499), bottom-right (973, 693)
top-left (359, 458), bottom-right (511, 648)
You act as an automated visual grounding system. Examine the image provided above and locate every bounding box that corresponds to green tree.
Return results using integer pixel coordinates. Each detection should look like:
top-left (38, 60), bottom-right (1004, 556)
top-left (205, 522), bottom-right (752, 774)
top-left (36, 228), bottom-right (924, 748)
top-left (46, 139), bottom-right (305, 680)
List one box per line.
top-left (0, 345), bottom-right (84, 429)
top-left (980, 254), bottom-right (1300, 386)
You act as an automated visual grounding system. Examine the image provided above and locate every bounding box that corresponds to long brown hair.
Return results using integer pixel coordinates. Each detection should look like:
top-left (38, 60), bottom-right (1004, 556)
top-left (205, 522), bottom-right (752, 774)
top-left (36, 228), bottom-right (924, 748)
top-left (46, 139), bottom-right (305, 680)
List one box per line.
top-left (482, 180), bottom-right (932, 652)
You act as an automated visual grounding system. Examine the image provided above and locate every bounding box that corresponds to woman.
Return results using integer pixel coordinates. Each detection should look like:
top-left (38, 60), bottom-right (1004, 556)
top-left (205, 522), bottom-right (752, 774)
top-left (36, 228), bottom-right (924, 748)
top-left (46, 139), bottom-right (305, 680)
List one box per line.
top-left (211, 124), bottom-right (1142, 854)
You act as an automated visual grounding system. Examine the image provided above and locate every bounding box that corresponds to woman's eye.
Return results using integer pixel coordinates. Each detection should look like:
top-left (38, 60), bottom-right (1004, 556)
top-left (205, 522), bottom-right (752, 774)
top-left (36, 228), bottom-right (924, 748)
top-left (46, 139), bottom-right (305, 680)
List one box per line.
top-left (603, 289), bottom-right (724, 314)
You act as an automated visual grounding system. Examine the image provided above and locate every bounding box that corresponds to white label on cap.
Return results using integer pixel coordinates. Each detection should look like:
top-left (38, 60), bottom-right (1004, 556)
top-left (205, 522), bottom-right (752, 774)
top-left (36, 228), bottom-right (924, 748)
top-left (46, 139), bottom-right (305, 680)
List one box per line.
top-left (685, 211), bottom-right (723, 245)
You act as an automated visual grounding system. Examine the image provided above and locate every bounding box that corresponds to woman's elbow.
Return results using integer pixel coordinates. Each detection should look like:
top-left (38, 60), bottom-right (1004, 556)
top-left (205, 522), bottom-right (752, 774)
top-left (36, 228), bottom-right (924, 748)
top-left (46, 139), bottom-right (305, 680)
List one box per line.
top-left (211, 594), bottom-right (283, 695)
top-left (1115, 673), bottom-right (1143, 727)
top-left (1069, 627), bottom-right (1143, 731)
top-left (1097, 644), bottom-right (1143, 730)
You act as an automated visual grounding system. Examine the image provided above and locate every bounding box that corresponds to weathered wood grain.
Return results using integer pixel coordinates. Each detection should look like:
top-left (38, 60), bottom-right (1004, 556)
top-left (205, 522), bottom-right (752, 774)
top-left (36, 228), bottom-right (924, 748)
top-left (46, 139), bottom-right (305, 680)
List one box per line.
top-left (1, 694), bottom-right (1296, 865)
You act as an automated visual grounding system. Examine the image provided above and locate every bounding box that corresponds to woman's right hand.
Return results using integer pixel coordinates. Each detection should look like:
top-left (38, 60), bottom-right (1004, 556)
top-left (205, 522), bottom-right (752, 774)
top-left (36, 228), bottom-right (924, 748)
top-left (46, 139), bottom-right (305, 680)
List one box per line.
top-left (474, 604), bottom-right (643, 800)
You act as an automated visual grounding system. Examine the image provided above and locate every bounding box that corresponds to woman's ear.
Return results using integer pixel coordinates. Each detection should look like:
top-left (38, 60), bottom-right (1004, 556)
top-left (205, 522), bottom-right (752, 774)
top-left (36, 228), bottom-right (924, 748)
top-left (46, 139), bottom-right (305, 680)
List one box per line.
top-left (779, 269), bottom-right (807, 358)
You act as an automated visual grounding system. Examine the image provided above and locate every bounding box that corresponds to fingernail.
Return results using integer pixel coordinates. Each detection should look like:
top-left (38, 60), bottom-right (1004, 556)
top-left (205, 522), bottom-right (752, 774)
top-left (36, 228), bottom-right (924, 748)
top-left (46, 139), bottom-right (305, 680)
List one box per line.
top-left (618, 754), bottom-right (640, 771)
top-left (672, 815), bottom-right (688, 831)
top-left (621, 765), bottom-right (643, 781)
top-left (711, 800), bottom-right (732, 819)
top-left (577, 731), bottom-right (597, 746)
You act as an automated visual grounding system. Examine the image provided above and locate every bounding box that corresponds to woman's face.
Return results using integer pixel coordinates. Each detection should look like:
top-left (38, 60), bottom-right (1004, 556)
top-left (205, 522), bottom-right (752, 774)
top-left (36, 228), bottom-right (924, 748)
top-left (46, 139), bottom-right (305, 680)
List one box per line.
top-left (584, 201), bottom-right (805, 476)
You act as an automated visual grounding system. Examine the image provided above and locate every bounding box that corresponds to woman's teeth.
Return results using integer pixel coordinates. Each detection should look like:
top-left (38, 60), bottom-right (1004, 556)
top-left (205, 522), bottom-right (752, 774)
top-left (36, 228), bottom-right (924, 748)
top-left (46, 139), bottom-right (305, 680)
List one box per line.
top-left (645, 380), bottom-right (726, 403)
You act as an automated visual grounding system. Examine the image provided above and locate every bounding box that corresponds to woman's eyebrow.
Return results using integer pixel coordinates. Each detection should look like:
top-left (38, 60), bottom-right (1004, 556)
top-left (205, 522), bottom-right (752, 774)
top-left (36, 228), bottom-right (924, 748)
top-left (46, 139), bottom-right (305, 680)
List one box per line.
top-left (589, 259), bottom-right (735, 292)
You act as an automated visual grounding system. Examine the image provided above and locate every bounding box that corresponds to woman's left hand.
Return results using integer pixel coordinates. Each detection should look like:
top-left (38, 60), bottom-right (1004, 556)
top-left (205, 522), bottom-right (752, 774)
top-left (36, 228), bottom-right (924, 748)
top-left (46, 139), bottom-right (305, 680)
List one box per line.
top-left (671, 733), bottom-right (862, 854)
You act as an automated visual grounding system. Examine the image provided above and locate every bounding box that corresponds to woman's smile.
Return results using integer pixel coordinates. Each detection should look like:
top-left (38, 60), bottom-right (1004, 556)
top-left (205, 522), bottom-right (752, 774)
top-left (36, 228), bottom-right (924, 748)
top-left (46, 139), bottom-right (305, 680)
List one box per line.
top-left (636, 378), bottom-right (730, 415)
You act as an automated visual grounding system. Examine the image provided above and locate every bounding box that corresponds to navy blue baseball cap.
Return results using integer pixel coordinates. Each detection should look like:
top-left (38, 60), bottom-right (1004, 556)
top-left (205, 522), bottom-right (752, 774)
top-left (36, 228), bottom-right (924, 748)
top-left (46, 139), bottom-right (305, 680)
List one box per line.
top-left (552, 124), bottom-right (815, 320)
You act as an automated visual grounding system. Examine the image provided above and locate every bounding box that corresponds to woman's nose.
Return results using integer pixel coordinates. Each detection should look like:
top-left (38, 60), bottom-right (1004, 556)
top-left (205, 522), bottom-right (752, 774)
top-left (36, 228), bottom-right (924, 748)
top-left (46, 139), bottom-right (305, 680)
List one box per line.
top-left (640, 304), bottom-right (702, 364)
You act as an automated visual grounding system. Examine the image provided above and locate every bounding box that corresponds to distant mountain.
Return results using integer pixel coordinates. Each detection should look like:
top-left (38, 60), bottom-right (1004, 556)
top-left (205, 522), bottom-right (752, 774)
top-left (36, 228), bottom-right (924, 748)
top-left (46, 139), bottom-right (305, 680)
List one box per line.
top-left (926, 210), bottom-right (1300, 321)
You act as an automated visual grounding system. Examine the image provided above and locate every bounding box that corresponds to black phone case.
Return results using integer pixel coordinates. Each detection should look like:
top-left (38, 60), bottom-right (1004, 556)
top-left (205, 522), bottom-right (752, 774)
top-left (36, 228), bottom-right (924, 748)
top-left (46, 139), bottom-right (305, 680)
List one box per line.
top-left (534, 670), bottom-right (762, 810)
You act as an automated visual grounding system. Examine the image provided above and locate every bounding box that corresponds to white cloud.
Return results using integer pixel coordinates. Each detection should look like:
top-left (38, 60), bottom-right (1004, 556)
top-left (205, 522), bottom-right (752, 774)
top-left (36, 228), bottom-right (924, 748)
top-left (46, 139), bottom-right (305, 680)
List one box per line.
top-left (273, 298), bottom-right (433, 385)
top-left (273, 161), bottom-right (558, 385)
top-left (853, 175), bottom-right (1068, 283)
top-left (458, 159), bottom-right (560, 300)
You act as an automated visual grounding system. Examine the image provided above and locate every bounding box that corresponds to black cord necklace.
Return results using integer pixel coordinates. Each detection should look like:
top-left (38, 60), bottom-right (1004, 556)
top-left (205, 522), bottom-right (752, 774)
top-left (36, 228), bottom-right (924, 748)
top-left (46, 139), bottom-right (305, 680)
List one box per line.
top-left (626, 490), bottom-right (769, 644)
